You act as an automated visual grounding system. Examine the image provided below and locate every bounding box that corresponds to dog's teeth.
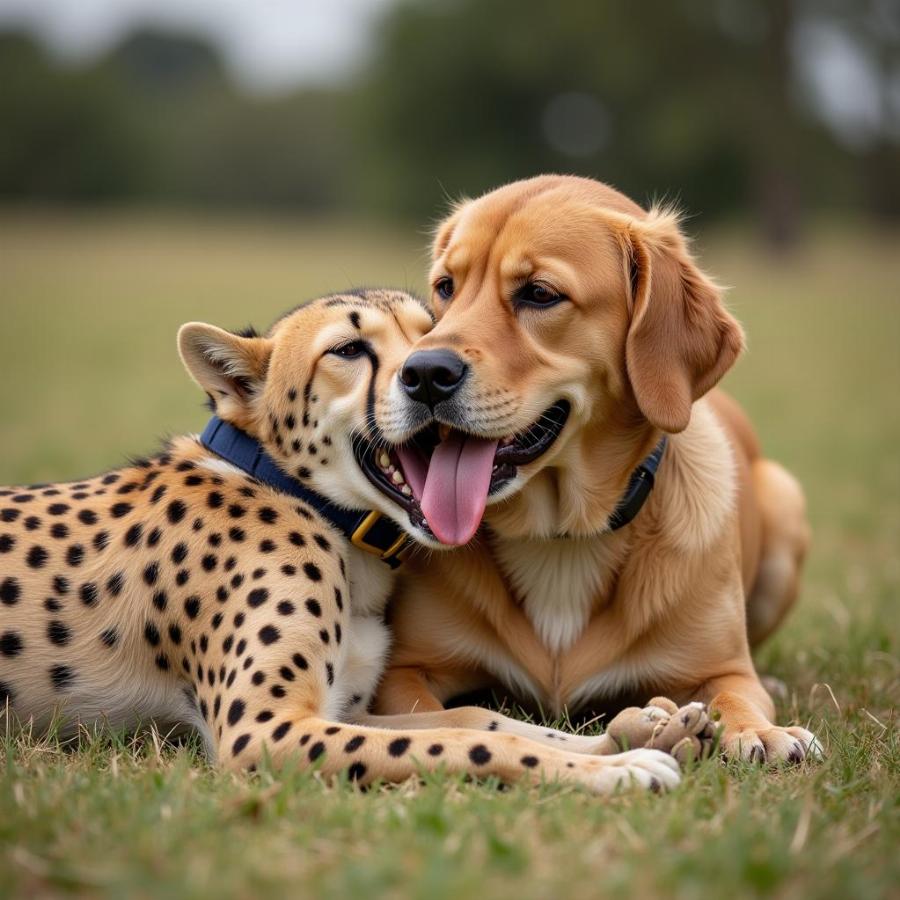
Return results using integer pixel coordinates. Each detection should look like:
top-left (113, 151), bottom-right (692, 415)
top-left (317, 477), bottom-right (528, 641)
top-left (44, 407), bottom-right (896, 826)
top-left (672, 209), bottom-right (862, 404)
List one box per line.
top-left (378, 451), bottom-right (391, 468)
top-left (391, 470), bottom-right (404, 485)
top-left (439, 424), bottom-right (451, 441)
top-left (400, 485), bottom-right (412, 496)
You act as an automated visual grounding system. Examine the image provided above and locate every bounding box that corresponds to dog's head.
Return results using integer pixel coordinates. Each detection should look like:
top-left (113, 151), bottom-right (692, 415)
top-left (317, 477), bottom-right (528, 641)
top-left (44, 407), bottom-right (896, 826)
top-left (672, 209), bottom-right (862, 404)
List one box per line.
top-left (178, 289), bottom-right (439, 544)
top-left (384, 175), bottom-right (744, 545)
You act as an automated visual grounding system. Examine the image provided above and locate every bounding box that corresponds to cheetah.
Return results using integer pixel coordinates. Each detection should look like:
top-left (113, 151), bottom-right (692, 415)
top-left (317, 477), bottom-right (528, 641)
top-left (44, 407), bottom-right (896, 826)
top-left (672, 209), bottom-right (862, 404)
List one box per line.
top-left (0, 289), bottom-right (685, 792)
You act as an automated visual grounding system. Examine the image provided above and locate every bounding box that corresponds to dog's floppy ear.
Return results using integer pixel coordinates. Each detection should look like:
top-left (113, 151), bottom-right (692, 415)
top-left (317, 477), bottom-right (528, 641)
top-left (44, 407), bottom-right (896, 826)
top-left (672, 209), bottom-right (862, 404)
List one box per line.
top-left (619, 209), bottom-right (744, 433)
top-left (178, 323), bottom-right (273, 431)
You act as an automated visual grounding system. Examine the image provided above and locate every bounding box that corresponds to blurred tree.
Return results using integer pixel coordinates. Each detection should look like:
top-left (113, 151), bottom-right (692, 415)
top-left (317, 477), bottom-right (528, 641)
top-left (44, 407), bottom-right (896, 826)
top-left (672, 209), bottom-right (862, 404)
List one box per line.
top-left (354, 0), bottom-right (897, 246)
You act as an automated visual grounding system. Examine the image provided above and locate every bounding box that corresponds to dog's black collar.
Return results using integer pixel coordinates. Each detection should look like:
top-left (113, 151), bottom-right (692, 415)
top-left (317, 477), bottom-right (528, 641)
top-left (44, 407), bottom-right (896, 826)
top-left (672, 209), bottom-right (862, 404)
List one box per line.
top-left (607, 437), bottom-right (667, 532)
top-left (199, 417), bottom-right (408, 569)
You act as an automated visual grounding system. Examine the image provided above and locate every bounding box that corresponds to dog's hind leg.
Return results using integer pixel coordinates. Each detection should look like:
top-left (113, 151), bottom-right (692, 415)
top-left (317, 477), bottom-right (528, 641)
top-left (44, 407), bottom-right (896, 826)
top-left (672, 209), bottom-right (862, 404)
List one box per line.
top-left (746, 460), bottom-right (811, 647)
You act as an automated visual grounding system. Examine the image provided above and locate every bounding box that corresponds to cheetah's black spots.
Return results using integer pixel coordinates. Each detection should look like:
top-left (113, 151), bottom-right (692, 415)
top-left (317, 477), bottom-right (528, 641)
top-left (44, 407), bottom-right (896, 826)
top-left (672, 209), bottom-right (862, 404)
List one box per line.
top-left (1, 578), bottom-right (21, 605)
top-left (0, 535), bottom-right (16, 553)
top-left (303, 563), bottom-right (322, 582)
top-left (201, 554), bottom-right (218, 572)
top-left (168, 623), bottom-right (182, 644)
top-left (313, 534), bottom-right (331, 552)
top-left (207, 492), bottom-right (223, 509)
top-left (144, 622), bottom-right (161, 647)
top-left (44, 598), bottom-right (62, 612)
top-left (272, 722), bottom-right (292, 741)
top-left (325, 663), bottom-right (334, 686)
top-left (277, 601), bottom-right (295, 616)
top-left (124, 524), bottom-right (143, 548)
top-left (289, 532), bottom-right (305, 547)
top-left (48, 503), bottom-right (70, 516)
top-left (292, 653), bottom-right (308, 670)
top-left (167, 500), bottom-right (187, 524)
top-left (469, 744), bottom-right (492, 765)
top-left (27, 545), bottom-right (49, 569)
top-left (305, 599), bottom-right (322, 617)
top-left (93, 531), bottom-right (110, 551)
top-left (222, 635), bottom-right (234, 654)
top-left (12, 494), bottom-right (34, 503)
top-left (53, 575), bottom-right (70, 595)
top-left (184, 596), bottom-right (201, 619)
top-left (232, 734), bottom-right (251, 756)
top-left (256, 709), bottom-right (274, 723)
top-left (0, 682), bottom-right (14, 706)
top-left (259, 539), bottom-right (276, 554)
top-left (258, 625), bottom-right (280, 645)
top-left (24, 516), bottom-right (41, 531)
top-left (258, 507), bottom-right (278, 525)
top-left (334, 623), bottom-right (342, 644)
top-left (247, 588), bottom-right (269, 609)
top-left (152, 590), bottom-right (168, 611)
top-left (344, 735), bottom-right (365, 753)
top-left (172, 543), bottom-right (189, 565)
top-left (319, 629), bottom-right (330, 645)
top-left (155, 654), bottom-right (170, 671)
top-left (184, 475), bottom-right (204, 487)
top-left (80, 582), bottom-right (99, 607)
top-left (143, 562), bottom-right (160, 586)
top-left (50, 523), bottom-right (69, 540)
top-left (229, 528), bottom-right (245, 543)
top-left (66, 545), bottom-right (85, 567)
top-left (520, 755), bottom-right (540, 768)
top-left (50, 665), bottom-right (74, 691)
top-left (228, 505), bottom-right (245, 519)
top-left (308, 742), bottom-right (326, 762)
top-left (47, 621), bottom-right (71, 647)
top-left (78, 509), bottom-right (98, 526)
top-left (427, 744), bottom-right (444, 757)
top-left (151, 485), bottom-right (167, 504)
top-left (252, 568), bottom-right (266, 580)
top-left (176, 570), bottom-right (190, 587)
top-left (0, 509), bottom-right (20, 523)
top-left (270, 684), bottom-right (286, 699)
top-left (0, 631), bottom-right (24, 657)
top-left (279, 666), bottom-right (295, 682)
top-left (106, 572), bottom-right (125, 597)
top-left (227, 699), bottom-right (245, 726)
top-left (347, 762), bottom-right (367, 781)
top-left (111, 503), bottom-right (132, 518)
top-left (147, 527), bottom-right (162, 547)
top-left (251, 671), bottom-right (266, 686)
top-left (388, 737), bottom-right (411, 758)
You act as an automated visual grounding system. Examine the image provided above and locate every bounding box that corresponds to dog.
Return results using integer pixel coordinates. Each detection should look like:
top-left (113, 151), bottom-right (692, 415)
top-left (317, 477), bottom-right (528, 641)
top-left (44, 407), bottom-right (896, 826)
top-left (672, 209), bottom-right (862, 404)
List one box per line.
top-left (0, 287), bottom-right (689, 792)
top-left (373, 176), bottom-right (817, 764)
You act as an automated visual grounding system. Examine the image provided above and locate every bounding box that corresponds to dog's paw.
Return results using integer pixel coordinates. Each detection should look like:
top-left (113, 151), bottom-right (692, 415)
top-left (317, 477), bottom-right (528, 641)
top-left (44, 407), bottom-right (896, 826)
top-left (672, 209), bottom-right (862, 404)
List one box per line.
top-left (604, 697), bottom-right (718, 762)
top-left (722, 724), bottom-right (821, 764)
top-left (584, 748), bottom-right (682, 794)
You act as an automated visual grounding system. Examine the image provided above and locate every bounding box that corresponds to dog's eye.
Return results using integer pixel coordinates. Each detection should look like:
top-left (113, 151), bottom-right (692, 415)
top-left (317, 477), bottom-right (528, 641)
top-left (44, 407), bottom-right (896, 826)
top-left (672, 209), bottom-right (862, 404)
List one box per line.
top-left (330, 341), bottom-right (365, 359)
top-left (516, 282), bottom-right (565, 307)
top-left (435, 277), bottom-right (455, 301)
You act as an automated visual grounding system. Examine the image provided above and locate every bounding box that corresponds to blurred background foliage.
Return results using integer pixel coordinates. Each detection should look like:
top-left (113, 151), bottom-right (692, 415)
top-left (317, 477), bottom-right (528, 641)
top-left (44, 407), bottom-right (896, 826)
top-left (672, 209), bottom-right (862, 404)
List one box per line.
top-left (1, 0), bottom-right (898, 250)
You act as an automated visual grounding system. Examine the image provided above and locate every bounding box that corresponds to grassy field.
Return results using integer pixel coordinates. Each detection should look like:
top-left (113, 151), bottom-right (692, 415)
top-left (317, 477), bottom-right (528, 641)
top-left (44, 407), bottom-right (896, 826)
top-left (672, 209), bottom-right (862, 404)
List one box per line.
top-left (0, 211), bottom-right (898, 900)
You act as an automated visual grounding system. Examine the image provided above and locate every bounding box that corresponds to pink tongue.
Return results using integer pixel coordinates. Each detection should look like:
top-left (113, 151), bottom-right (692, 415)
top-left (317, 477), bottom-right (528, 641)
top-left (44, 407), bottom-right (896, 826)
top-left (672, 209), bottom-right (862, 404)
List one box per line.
top-left (418, 433), bottom-right (498, 545)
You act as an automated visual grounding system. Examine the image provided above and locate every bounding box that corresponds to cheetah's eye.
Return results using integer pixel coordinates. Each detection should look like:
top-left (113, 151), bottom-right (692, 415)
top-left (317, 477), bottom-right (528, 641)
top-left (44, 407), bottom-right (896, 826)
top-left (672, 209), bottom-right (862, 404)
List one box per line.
top-left (330, 341), bottom-right (366, 359)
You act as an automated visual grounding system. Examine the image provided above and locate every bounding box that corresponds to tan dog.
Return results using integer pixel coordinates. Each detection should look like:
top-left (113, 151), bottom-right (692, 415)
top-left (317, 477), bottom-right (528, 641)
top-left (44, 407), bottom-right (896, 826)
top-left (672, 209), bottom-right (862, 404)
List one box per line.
top-left (374, 175), bottom-right (816, 764)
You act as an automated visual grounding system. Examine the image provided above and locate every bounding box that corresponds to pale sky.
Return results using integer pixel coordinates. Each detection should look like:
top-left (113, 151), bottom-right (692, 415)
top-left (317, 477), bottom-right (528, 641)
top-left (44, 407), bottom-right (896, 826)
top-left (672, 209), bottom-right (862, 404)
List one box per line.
top-left (0, 0), bottom-right (397, 92)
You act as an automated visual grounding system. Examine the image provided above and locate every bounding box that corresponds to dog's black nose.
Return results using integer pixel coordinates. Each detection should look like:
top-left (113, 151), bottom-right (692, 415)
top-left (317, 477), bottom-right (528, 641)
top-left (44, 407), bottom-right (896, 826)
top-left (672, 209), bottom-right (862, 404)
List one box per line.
top-left (400, 349), bottom-right (468, 408)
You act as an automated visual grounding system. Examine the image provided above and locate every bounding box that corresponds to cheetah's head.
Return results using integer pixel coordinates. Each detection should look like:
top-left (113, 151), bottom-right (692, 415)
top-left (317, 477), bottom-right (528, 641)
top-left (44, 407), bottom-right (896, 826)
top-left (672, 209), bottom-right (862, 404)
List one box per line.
top-left (178, 289), bottom-right (449, 547)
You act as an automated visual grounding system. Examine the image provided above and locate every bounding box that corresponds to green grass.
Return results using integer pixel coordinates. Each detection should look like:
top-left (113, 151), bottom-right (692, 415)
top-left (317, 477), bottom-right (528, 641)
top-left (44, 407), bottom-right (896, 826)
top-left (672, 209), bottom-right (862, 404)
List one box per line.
top-left (1, 210), bottom-right (898, 899)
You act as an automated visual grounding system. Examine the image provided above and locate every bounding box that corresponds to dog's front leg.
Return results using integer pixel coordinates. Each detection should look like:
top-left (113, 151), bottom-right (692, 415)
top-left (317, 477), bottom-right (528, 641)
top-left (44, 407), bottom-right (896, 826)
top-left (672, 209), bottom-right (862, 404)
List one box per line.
top-left (695, 671), bottom-right (820, 763)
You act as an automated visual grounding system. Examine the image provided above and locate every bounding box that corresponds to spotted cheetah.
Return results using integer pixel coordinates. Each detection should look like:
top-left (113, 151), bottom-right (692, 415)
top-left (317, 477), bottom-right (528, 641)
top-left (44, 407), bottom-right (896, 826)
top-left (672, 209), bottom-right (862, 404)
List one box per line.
top-left (0, 289), bottom-right (684, 792)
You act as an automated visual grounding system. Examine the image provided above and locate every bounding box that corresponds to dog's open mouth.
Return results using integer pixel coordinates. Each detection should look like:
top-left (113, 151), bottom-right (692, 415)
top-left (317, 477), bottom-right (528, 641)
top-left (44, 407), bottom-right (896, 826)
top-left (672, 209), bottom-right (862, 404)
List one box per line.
top-left (356, 400), bottom-right (570, 546)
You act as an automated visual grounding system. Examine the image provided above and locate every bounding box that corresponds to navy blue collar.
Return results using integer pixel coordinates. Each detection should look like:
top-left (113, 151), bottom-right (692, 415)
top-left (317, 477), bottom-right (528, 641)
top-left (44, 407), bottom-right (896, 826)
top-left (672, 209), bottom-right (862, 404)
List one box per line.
top-left (606, 437), bottom-right (667, 532)
top-left (199, 417), bottom-right (408, 568)
top-left (199, 417), bottom-right (665, 564)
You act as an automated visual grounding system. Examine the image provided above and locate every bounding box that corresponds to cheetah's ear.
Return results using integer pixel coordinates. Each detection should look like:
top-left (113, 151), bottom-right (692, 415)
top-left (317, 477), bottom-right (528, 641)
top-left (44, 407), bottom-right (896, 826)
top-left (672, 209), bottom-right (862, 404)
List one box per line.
top-left (178, 323), bottom-right (273, 430)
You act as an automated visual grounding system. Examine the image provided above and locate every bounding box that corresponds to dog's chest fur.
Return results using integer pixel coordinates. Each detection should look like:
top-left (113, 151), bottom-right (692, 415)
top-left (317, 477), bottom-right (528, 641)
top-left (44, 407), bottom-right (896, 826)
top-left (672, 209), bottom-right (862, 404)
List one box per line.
top-left (491, 534), bottom-right (621, 653)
